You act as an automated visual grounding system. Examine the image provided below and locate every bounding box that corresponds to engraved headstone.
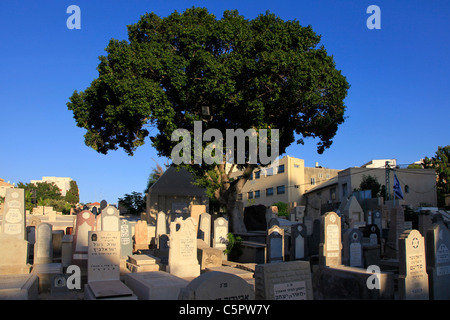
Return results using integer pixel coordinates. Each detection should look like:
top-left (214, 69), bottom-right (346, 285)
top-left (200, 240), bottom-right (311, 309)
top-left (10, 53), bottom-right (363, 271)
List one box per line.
top-left (134, 220), bottom-right (149, 251)
top-left (213, 217), bottom-right (228, 256)
top-left (120, 219), bottom-right (133, 259)
top-left (168, 217), bottom-right (200, 278)
top-left (255, 261), bottom-right (313, 300)
top-left (426, 219), bottom-right (450, 300)
top-left (87, 231), bottom-right (121, 282)
top-left (342, 228), bottom-right (363, 267)
top-left (72, 210), bottom-right (96, 262)
top-left (34, 223), bottom-right (53, 265)
top-left (267, 225), bottom-right (284, 263)
top-left (290, 223), bottom-right (308, 260)
top-left (101, 206), bottom-right (120, 231)
top-left (1, 188), bottom-right (26, 239)
top-left (398, 229), bottom-right (429, 300)
top-left (198, 212), bottom-right (211, 246)
top-left (0, 188), bottom-right (30, 274)
top-left (319, 212), bottom-right (342, 266)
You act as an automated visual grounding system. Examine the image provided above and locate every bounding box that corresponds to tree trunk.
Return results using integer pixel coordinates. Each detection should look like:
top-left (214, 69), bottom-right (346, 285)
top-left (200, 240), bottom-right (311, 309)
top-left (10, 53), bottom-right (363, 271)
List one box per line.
top-left (227, 196), bottom-right (247, 234)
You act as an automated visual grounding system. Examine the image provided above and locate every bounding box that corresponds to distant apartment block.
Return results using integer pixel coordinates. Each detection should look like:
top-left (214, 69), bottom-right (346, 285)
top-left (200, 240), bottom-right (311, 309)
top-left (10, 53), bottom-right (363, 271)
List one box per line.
top-left (30, 176), bottom-right (73, 197)
top-left (230, 156), bottom-right (341, 208)
top-left (0, 178), bottom-right (14, 198)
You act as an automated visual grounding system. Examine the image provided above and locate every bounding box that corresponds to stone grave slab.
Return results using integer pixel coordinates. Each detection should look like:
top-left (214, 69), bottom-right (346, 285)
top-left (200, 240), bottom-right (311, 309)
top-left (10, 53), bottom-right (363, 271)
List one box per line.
top-left (197, 239), bottom-right (223, 270)
top-left (124, 271), bottom-right (189, 300)
top-left (178, 271), bottom-right (254, 300)
top-left (84, 280), bottom-right (137, 300)
top-left (255, 260), bottom-right (313, 300)
top-left (0, 274), bottom-right (38, 300)
top-left (34, 223), bottom-right (53, 265)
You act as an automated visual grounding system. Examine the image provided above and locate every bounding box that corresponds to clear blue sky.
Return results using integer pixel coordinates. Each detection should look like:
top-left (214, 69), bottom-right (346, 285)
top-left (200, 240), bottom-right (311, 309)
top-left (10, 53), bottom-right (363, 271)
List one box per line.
top-left (1, 0), bottom-right (449, 204)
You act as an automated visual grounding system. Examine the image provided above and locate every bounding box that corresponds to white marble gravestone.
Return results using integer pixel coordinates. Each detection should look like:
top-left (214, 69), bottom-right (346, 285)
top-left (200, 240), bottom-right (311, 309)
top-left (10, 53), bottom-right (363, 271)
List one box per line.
top-left (398, 229), bottom-right (429, 300)
top-left (319, 212), bottom-right (342, 266)
top-left (168, 217), bottom-right (200, 278)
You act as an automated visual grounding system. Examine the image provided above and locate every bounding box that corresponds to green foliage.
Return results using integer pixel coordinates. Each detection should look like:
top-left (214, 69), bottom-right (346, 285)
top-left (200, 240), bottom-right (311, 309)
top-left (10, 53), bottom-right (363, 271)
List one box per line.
top-left (359, 175), bottom-right (381, 198)
top-left (423, 145), bottom-right (450, 207)
top-left (224, 232), bottom-right (243, 261)
top-left (65, 180), bottom-right (80, 204)
top-left (272, 201), bottom-right (289, 217)
top-left (118, 191), bottom-right (146, 215)
top-left (67, 7), bottom-right (349, 229)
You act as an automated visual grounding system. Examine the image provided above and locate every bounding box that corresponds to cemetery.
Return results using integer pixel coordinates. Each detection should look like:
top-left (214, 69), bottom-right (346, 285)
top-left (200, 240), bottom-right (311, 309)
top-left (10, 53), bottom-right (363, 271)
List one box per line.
top-left (0, 187), bottom-right (449, 301)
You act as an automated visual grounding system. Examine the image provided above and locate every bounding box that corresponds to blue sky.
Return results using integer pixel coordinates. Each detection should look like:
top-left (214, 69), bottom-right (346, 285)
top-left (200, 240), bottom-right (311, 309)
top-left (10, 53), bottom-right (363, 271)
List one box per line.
top-left (0, 0), bottom-right (449, 204)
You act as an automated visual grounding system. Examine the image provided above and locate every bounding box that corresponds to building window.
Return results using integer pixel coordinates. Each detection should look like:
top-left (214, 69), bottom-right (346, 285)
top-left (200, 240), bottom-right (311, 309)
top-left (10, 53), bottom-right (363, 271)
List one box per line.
top-left (255, 171), bottom-right (260, 179)
top-left (249, 173), bottom-right (253, 180)
top-left (266, 187), bottom-right (274, 196)
top-left (266, 168), bottom-right (274, 176)
top-left (330, 187), bottom-right (336, 200)
top-left (248, 191), bottom-right (253, 199)
top-left (237, 193), bottom-right (243, 201)
top-left (342, 183), bottom-right (348, 197)
top-left (318, 172), bottom-right (323, 179)
top-left (255, 190), bottom-right (260, 198)
top-left (278, 165), bottom-right (285, 173)
top-left (311, 178), bottom-right (315, 185)
top-left (277, 185), bottom-right (285, 194)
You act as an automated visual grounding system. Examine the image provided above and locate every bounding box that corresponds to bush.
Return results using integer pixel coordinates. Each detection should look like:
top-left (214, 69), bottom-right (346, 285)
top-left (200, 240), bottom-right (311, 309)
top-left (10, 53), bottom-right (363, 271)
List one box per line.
top-left (272, 201), bottom-right (289, 217)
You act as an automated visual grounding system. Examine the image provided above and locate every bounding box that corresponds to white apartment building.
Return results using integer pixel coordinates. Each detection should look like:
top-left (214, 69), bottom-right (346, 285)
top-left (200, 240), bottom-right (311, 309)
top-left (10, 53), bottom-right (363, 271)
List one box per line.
top-left (30, 176), bottom-right (73, 196)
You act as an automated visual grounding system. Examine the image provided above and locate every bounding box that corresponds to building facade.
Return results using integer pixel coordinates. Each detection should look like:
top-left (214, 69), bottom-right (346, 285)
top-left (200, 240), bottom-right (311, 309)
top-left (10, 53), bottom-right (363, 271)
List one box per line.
top-left (30, 176), bottom-right (73, 197)
top-left (230, 156), bottom-right (340, 209)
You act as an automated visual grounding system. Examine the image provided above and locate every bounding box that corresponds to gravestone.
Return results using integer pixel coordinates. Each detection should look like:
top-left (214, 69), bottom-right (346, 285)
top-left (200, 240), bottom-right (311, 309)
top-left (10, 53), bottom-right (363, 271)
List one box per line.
top-left (293, 206), bottom-right (305, 221)
top-left (198, 212), bottom-right (211, 246)
top-left (266, 225), bottom-right (284, 263)
top-left (189, 204), bottom-right (206, 232)
top-left (87, 231), bottom-right (121, 282)
top-left (363, 224), bottom-right (380, 246)
top-left (342, 228), bottom-right (363, 267)
top-left (197, 239), bottom-right (223, 270)
top-left (386, 206), bottom-right (405, 259)
top-left (213, 217), bottom-right (229, 256)
top-left (1, 188), bottom-right (26, 239)
top-left (34, 223), bottom-right (53, 265)
top-left (398, 229), bottom-right (429, 300)
top-left (120, 219), bottom-right (133, 259)
top-left (168, 217), bottom-right (200, 278)
top-left (179, 271), bottom-right (254, 300)
top-left (255, 260), bottom-right (313, 300)
top-left (373, 211), bottom-right (382, 235)
top-left (72, 210), bottom-right (96, 265)
top-left (156, 211), bottom-right (167, 237)
top-left (125, 271), bottom-right (189, 300)
top-left (290, 223), bottom-right (308, 260)
top-left (319, 212), bottom-right (342, 266)
top-left (134, 220), bottom-right (149, 251)
top-left (101, 206), bottom-right (120, 231)
top-left (426, 219), bottom-right (450, 300)
top-left (0, 188), bottom-right (30, 274)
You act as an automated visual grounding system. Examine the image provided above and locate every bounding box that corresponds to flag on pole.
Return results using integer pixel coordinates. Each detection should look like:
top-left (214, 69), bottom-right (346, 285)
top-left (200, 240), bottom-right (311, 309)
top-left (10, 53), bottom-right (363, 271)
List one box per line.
top-left (393, 172), bottom-right (404, 199)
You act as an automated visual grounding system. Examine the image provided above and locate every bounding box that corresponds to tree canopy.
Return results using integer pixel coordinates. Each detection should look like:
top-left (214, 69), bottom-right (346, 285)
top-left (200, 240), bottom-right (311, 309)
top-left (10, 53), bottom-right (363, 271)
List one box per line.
top-left (67, 7), bottom-right (350, 231)
top-left (423, 145), bottom-right (449, 207)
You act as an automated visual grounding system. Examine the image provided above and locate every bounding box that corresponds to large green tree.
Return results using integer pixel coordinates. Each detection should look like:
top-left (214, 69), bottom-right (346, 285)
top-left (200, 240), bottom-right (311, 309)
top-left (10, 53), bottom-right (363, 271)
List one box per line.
top-left (67, 8), bottom-right (350, 231)
top-left (423, 145), bottom-right (450, 207)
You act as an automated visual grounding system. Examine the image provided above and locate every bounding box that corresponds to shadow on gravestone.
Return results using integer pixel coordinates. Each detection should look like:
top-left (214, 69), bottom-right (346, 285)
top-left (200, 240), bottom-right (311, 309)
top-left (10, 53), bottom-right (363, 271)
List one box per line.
top-left (244, 205), bottom-right (267, 231)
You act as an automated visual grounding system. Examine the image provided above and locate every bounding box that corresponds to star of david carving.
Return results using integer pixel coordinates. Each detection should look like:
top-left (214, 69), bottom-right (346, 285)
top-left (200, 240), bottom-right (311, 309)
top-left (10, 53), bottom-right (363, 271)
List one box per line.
top-left (412, 237), bottom-right (419, 249)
